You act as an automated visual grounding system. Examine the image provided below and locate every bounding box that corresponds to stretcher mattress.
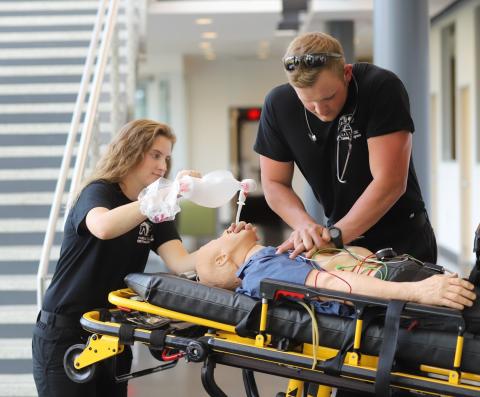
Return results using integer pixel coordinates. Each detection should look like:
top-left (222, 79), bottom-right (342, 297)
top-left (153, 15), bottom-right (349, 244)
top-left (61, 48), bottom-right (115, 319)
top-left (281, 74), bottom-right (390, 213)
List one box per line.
top-left (125, 272), bottom-right (480, 374)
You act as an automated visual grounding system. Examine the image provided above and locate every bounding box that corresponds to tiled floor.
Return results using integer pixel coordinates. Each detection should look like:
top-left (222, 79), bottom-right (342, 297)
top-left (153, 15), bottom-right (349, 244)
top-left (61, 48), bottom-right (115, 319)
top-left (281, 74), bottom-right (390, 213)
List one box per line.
top-left (128, 344), bottom-right (288, 397)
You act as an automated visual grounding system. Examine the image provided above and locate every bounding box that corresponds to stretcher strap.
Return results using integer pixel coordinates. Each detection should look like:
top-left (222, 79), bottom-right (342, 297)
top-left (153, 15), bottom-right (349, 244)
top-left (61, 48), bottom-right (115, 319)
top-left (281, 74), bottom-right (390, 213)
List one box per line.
top-left (235, 301), bottom-right (261, 337)
top-left (324, 320), bottom-right (355, 376)
top-left (324, 307), bottom-right (380, 376)
top-left (118, 324), bottom-right (135, 345)
top-left (150, 329), bottom-right (170, 349)
top-left (98, 308), bottom-right (110, 322)
top-left (374, 300), bottom-right (406, 397)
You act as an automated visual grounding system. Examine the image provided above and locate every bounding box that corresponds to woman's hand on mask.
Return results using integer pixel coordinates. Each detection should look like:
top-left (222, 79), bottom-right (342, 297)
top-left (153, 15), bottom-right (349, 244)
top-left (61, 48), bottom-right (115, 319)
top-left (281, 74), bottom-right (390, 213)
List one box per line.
top-left (175, 170), bottom-right (201, 182)
top-left (175, 170), bottom-right (201, 194)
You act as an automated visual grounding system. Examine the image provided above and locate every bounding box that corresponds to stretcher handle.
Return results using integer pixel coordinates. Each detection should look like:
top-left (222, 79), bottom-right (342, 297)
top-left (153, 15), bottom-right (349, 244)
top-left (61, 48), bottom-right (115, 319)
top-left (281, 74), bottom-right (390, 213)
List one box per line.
top-left (259, 278), bottom-right (464, 319)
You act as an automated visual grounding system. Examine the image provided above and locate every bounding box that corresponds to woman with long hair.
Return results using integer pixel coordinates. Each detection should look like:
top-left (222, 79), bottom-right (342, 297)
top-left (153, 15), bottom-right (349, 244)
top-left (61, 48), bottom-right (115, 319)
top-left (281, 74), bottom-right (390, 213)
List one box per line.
top-left (32, 119), bottom-right (200, 396)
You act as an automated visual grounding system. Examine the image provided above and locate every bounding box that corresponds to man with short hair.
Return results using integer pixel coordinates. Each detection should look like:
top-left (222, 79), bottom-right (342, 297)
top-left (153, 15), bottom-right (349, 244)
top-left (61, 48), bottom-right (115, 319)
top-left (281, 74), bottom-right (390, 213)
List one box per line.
top-left (255, 32), bottom-right (436, 265)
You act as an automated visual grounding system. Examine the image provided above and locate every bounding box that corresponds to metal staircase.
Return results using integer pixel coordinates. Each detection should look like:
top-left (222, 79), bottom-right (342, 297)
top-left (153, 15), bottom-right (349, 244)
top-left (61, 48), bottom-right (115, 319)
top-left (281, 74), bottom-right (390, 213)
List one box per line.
top-left (0, 1), bottom-right (138, 394)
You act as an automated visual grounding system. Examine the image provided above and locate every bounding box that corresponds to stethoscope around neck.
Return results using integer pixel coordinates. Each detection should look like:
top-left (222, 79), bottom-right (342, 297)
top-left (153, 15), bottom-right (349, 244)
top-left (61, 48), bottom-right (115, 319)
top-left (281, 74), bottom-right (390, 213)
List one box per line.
top-left (304, 74), bottom-right (359, 184)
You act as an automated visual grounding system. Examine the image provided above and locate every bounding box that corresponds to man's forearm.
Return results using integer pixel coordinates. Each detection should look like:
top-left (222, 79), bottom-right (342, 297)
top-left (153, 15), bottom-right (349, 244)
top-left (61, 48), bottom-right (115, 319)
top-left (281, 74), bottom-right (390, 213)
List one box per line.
top-left (264, 182), bottom-right (315, 229)
top-left (335, 178), bottom-right (404, 244)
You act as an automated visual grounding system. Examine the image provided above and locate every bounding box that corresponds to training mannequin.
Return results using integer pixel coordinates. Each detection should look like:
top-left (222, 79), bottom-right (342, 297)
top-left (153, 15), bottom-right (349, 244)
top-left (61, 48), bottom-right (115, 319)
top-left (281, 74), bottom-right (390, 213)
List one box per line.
top-left (195, 225), bottom-right (475, 311)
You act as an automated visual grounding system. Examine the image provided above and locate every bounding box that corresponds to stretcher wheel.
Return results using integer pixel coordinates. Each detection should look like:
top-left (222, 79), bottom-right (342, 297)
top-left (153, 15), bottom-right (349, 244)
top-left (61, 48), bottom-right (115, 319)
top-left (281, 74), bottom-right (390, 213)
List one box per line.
top-left (275, 394), bottom-right (286, 397)
top-left (63, 344), bottom-right (97, 383)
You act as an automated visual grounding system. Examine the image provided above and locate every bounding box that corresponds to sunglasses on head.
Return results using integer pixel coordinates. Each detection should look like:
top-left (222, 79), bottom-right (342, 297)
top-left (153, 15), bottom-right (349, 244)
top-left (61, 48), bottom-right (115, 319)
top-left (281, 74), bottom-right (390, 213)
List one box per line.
top-left (283, 52), bottom-right (343, 72)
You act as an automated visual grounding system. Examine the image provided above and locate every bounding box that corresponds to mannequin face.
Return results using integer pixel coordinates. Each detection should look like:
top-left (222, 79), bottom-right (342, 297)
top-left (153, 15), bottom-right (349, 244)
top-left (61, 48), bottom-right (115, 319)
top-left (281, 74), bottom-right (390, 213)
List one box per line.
top-left (196, 228), bottom-right (259, 289)
top-left (293, 64), bottom-right (352, 122)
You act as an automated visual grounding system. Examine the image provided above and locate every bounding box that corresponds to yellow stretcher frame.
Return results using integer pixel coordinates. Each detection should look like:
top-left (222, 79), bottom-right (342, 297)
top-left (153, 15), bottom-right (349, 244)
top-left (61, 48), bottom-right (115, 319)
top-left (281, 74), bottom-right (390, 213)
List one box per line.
top-left (65, 287), bottom-right (480, 396)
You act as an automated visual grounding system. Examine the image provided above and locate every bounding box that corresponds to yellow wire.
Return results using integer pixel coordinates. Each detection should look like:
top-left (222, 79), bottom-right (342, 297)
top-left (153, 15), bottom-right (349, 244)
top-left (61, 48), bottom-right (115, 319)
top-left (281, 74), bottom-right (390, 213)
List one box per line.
top-left (297, 301), bottom-right (319, 370)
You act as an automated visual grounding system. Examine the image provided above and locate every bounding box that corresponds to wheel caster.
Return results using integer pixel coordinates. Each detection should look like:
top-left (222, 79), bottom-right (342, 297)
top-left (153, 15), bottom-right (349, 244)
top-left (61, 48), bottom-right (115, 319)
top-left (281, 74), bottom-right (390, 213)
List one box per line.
top-left (63, 344), bottom-right (97, 383)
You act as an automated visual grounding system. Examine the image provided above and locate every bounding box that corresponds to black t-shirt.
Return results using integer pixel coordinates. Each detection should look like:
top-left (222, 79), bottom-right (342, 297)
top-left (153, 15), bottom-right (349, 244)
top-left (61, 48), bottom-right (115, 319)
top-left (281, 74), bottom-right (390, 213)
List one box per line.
top-left (42, 180), bottom-right (180, 317)
top-left (254, 63), bottom-right (426, 246)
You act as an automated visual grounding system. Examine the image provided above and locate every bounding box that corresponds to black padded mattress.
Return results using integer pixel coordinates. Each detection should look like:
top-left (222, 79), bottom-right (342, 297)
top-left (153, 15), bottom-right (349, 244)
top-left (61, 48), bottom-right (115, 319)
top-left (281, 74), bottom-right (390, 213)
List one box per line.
top-left (125, 272), bottom-right (480, 374)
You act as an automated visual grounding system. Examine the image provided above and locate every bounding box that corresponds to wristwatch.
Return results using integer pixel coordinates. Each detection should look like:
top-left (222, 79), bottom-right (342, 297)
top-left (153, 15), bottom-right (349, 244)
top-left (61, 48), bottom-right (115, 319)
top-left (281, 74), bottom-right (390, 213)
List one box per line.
top-left (328, 226), bottom-right (343, 249)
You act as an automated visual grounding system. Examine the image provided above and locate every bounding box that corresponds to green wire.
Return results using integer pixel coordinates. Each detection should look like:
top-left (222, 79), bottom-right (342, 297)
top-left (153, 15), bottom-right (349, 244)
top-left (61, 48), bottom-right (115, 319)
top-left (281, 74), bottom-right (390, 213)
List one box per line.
top-left (311, 247), bottom-right (389, 281)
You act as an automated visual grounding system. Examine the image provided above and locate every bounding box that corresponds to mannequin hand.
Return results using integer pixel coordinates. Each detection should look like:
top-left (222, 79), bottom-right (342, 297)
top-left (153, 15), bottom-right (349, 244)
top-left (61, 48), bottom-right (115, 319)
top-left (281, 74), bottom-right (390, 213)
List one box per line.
top-left (413, 274), bottom-right (476, 310)
top-left (276, 223), bottom-right (331, 259)
top-left (226, 221), bottom-right (255, 234)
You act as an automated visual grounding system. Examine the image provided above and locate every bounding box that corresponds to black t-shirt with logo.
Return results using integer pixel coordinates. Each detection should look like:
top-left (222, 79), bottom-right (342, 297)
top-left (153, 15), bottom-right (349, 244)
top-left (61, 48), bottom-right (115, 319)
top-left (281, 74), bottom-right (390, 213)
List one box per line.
top-left (42, 180), bottom-right (180, 317)
top-left (254, 63), bottom-right (426, 248)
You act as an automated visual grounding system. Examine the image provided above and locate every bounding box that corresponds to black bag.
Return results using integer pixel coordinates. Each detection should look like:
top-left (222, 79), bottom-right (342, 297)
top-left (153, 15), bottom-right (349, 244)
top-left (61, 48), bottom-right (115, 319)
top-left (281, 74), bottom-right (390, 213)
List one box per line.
top-left (377, 255), bottom-right (444, 282)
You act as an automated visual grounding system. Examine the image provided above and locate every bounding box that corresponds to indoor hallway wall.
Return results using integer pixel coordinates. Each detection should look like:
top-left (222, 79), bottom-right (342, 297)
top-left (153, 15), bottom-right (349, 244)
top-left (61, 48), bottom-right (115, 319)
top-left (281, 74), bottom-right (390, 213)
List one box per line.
top-left (430, 0), bottom-right (480, 271)
top-left (139, 53), bottom-right (309, 231)
top-left (184, 55), bottom-right (284, 172)
top-left (184, 55), bottom-right (310, 207)
top-left (139, 54), bottom-right (189, 177)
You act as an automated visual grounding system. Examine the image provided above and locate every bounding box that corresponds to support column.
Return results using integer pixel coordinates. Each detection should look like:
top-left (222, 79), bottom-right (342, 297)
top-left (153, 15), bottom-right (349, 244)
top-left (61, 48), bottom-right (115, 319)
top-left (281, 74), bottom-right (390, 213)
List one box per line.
top-left (373, 0), bottom-right (431, 211)
top-left (327, 20), bottom-right (355, 63)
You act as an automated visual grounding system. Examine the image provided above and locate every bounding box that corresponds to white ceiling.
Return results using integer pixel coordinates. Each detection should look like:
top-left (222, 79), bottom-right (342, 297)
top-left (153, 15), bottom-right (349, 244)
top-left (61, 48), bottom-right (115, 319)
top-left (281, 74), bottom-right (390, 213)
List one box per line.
top-left (145, 0), bottom-right (457, 61)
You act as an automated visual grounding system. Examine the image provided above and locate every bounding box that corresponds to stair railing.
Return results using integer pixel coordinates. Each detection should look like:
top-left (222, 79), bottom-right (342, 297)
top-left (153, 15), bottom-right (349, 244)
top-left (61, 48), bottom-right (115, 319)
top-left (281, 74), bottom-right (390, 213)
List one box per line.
top-left (36, 0), bottom-right (127, 309)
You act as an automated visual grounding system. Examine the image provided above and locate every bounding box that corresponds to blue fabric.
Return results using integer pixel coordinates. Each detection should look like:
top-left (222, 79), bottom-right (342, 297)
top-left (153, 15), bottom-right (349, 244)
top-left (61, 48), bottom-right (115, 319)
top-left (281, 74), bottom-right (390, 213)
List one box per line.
top-left (235, 247), bottom-right (352, 316)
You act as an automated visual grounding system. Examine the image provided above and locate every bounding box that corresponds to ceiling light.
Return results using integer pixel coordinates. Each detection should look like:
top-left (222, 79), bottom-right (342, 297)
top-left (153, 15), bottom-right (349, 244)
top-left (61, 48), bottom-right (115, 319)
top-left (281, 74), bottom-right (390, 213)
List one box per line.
top-left (202, 32), bottom-right (217, 39)
top-left (195, 18), bottom-right (212, 25)
top-left (199, 41), bottom-right (211, 49)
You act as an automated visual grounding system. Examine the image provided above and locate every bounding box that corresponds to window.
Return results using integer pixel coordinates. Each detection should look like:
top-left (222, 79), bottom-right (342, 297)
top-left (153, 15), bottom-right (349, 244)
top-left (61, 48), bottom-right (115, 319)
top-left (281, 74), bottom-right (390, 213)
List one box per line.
top-left (476, 7), bottom-right (480, 162)
top-left (441, 23), bottom-right (456, 161)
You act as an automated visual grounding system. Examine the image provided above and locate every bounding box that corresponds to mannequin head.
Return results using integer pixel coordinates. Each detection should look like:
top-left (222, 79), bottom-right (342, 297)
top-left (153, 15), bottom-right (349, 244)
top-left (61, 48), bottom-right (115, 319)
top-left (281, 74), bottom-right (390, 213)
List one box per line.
top-left (196, 228), bottom-right (259, 289)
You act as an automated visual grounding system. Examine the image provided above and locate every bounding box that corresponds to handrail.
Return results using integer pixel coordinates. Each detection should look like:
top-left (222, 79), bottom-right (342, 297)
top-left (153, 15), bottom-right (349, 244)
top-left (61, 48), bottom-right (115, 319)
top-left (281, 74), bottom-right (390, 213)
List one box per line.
top-left (67, 0), bottom-right (120, 209)
top-left (36, 0), bottom-right (124, 309)
top-left (126, 0), bottom-right (141, 118)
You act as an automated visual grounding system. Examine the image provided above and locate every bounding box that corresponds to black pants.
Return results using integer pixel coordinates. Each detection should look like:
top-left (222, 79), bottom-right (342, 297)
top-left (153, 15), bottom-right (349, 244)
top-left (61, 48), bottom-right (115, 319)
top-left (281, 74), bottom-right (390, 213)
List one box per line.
top-left (32, 316), bottom-right (132, 397)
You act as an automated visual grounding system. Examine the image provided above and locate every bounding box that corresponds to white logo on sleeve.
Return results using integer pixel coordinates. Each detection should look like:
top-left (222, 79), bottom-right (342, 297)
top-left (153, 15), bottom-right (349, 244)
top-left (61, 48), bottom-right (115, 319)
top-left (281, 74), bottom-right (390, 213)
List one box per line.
top-left (137, 221), bottom-right (154, 244)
